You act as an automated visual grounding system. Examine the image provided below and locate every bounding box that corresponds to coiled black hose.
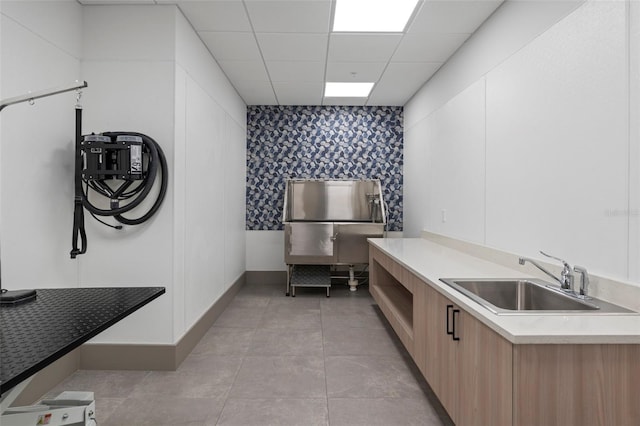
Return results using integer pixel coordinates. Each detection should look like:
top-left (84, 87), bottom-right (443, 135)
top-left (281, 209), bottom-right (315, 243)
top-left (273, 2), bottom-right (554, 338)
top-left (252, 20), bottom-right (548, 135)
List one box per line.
top-left (81, 131), bottom-right (168, 226)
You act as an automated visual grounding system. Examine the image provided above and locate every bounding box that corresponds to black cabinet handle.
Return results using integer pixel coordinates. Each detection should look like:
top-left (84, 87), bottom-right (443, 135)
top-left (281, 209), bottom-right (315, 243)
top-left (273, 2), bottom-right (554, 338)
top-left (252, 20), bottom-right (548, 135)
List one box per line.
top-left (446, 304), bottom-right (454, 335)
top-left (452, 309), bottom-right (460, 341)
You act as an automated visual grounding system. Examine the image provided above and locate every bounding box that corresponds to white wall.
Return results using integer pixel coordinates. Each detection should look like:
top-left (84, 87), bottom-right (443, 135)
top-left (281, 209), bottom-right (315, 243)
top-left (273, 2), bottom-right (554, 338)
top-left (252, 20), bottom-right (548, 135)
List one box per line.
top-left (421, 79), bottom-right (486, 243)
top-left (404, 0), bottom-right (640, 285)
top-left (80, 5), bottom-right (177, 344)
top-left (1, 0), bottom-right (82, 288)
top-left (405, 0), bottom-right (585, 128)
top-left (82, 5), bottom-right (246, 343)
top-left (628, 0), bottom-right (640, 280)
top-left (173, 11), bottom-right (246, 334)
top-left (1, 3), bottom-right (246, 345)
top-left (246, 231), bottom-right (286, 271)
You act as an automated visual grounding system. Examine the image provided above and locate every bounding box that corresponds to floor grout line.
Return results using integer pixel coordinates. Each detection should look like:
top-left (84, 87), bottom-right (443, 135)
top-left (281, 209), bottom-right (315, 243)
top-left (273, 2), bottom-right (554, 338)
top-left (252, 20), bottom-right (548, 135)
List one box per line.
top-left (43, 282), bottom-right (452, 425)
top-left (321, 288), bottom-right (331, 426)
top-left (211, 307), bottom-right (259, 426)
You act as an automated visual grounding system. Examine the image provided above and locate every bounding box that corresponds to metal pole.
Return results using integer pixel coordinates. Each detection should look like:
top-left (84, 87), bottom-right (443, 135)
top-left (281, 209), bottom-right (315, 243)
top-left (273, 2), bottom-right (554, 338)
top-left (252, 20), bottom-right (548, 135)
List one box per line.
top-left (0, 81), bottom-right (88, 112)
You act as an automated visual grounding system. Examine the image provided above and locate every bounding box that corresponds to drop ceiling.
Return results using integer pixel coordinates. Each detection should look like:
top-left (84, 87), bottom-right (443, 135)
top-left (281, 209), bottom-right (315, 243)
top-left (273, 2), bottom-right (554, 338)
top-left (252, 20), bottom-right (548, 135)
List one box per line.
top-left (77, 0), bottom-right (504, 106)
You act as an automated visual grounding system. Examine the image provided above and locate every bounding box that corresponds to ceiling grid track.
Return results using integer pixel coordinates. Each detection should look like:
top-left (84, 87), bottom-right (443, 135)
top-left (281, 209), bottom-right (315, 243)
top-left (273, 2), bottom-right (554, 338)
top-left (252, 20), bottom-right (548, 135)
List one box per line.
top-left (80, 0), bottom-right (506, 106)
top-left (241, 0), bottom-right (279, 105)
top-left (364, 0), bottom-right (423, 106)
top-left (321, 0), bottom-right (337, 106)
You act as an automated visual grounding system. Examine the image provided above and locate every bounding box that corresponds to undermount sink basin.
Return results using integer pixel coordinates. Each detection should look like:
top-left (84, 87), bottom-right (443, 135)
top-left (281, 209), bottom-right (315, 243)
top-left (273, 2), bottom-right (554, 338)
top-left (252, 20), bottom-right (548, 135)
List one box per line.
top-left (439, 278), bottom-right (636, 315)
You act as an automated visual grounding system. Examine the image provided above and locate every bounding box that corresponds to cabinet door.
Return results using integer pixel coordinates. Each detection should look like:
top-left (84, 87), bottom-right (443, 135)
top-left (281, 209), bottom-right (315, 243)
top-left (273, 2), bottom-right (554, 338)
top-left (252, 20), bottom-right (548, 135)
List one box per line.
top-left (285, 223), bottom-right (336, 264)
top-left (386, 266), bottom-right (513, 425)
top-left (457, 310), bottom-right (513, 426)
top-left (513, 344), bottom-right (640, 426)
top-left (412, 279), bottom-right (429, 378)
top-left (421, 284), bottom-right (458, 421)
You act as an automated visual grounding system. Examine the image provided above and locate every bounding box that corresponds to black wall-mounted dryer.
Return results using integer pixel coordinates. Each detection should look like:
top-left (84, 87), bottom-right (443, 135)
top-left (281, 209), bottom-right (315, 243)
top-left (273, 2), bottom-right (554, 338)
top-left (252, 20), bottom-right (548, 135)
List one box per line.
top-left (70, 127), bottom-right (168, 258)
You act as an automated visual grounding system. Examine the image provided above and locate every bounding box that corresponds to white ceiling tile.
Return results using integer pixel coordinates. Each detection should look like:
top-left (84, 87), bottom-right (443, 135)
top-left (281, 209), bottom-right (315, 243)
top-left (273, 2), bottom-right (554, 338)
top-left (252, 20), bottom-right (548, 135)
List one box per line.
top-left (367, 70), bottom-right (430, 106)
top-left (366, 86), bottom-right (412, 106)
top-left (80, 0), bottom-right (154, 3)
top-left (85, 0), bottom-right (502, 105)
top-left (368, 61), bottom-right (442, 105)
top-left (234, 81), bottom-right (278, 105)
top-left (244, 0), bottom-right (331, 33)
top-left (177, 2), bottom-right (251, 32)
top-left (325, 62), bottom-right (387, 82)
top-left (266, 61), bottom-right (325, 83)
top-left (328, 34), bottom-right (403, 62)
top-left (199, 32), bottom-right (261, 61)
top-left (380, 62), bottom-right (442, 86)
top-left (408, 0), bottom-right (503, 34)
top-left (166, 1), bottom-right (252, 31)
top-left (257, 33), bottom-right (328, 62)
top-left (218, 60), bottom-right (270, 83)
top-left (322, 97), bottom-right (367, 106)
top-left (273, 82), bottom-right (323, 105)
top-left (392, 33), bottom-right (470, 62)
top-left (365, 96), bottom-right (405, 106)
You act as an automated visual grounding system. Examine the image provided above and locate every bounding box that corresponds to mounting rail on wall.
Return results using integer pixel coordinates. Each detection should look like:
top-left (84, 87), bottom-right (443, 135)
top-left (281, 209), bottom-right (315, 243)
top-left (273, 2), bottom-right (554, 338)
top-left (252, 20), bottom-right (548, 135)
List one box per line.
top-left (0, 80), bottom-right (88, 112)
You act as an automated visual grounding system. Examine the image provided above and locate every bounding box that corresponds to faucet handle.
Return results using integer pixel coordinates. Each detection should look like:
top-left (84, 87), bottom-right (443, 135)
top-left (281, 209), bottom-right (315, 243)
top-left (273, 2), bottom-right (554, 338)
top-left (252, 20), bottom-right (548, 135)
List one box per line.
top-left (539, 251), bottom-right (574, 291)
top-left (573, 265), bottom-right (591, 299)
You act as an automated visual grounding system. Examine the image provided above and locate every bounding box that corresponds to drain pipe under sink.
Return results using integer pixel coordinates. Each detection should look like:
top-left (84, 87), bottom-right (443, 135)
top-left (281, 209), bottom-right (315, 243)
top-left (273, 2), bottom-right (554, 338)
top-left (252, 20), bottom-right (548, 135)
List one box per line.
top-left (348, 265), bottom-right (358, 292)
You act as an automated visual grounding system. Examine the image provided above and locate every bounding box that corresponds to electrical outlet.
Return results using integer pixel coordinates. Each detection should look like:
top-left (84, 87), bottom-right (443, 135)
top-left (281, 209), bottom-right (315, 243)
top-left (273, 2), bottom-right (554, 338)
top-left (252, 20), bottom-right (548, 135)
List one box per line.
top-left (441, 209), bottom-right (447, 223)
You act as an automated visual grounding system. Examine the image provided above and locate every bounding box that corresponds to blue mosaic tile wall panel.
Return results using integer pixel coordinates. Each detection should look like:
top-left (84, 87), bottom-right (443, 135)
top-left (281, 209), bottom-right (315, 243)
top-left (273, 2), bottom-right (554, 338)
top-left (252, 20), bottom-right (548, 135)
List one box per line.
top-left (246, 105), bottom-right (403, 231)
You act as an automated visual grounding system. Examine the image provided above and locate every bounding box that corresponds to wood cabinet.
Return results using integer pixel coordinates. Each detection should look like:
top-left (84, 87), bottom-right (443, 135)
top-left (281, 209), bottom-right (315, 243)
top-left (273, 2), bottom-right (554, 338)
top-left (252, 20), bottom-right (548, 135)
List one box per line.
top-left (369, 245), bottom-right (640, 426)
top-left (371, 247), bottom-right (511, 425)
top-left (414, 277), bottom-right (512, 425)
top-left (513, 344), bottom-right (640, 426)
top-left (369, 246), bottom-right (414, 355)
top-left (457, 307), bottom-right (512, 425)
top-left (419, 282), bottom-right (459, 418)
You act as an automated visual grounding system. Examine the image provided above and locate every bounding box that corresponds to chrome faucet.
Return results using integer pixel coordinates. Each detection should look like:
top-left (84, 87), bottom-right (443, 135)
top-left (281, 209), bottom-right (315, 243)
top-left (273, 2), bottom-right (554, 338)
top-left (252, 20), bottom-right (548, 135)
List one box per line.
top-left (518, 251), bottom-right (574, 292)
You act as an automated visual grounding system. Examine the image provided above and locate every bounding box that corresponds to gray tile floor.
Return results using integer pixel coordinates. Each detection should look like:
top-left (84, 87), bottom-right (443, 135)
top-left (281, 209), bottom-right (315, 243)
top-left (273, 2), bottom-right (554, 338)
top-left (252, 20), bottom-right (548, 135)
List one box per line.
top-left (43, 281), bottom-right (454, 426)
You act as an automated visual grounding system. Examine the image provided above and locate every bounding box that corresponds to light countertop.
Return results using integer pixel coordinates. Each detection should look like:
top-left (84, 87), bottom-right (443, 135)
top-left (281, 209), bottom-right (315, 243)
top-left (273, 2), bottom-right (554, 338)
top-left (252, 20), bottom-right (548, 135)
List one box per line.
top-left (369, 238), bottom-right (640, 344)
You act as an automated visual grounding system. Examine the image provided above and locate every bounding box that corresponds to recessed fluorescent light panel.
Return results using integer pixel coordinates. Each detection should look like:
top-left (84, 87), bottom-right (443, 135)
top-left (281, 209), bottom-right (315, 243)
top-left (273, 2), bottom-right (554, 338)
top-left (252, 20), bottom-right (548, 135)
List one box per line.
top-left (333, 0), bottom-right (420, 32)
top-left (324, 82), bottom-right (375, 98)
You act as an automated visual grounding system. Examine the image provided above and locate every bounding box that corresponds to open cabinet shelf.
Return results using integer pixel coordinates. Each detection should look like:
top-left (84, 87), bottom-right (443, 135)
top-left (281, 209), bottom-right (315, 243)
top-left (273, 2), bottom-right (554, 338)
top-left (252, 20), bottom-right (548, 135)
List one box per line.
top-left (369, 249), bottom-right (414, 354)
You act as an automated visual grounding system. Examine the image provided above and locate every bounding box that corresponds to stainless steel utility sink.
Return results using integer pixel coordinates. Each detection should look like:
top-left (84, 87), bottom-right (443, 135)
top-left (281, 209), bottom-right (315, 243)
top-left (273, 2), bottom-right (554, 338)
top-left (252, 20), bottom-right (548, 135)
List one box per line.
top-left (439, 278), bottom-right (636, 315)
